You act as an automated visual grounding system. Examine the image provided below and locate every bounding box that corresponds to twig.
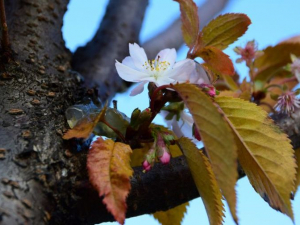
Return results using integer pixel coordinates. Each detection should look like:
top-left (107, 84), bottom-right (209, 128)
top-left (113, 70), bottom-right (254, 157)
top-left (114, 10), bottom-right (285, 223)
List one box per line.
top-left (72, 0), bottom-right (149, 101)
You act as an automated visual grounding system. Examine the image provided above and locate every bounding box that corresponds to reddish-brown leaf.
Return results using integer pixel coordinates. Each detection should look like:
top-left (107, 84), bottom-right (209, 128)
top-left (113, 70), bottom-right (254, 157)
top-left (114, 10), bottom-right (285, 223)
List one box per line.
top-left (201, 13), bottom-right (251, 50)
top-left (63, 106), bottom-right (107, 139)
top-left (254, 43), bottom-right (300, 82)
top-left (174, 0), bottom-right (199, 47)
top-left (196, 46), bottom-right (234, 75)
top-left (87, 137), bottom-right (133, 224)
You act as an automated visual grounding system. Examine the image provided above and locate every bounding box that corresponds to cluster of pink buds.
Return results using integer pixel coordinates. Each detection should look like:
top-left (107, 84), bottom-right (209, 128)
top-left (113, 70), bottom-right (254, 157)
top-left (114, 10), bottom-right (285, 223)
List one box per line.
top-left (142, 132), bottom-right (173, 172)
top-left (274, 91), bottom-right (300, 115)
top-left (234, 40), bottom-right (263, 66)
top-left (199, 84), bottom-right (218, 97)
top-left (142, 144), bottom-right (156, 172)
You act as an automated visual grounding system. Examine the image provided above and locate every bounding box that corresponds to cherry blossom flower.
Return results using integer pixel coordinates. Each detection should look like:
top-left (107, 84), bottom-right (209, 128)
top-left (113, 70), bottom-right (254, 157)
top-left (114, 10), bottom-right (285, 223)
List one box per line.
top-left (115, 43), bottom-right (207, 96)
top-left (274, 91), bottom-right (300, 115)
top-left (234, 40), bottom-right (262, 66)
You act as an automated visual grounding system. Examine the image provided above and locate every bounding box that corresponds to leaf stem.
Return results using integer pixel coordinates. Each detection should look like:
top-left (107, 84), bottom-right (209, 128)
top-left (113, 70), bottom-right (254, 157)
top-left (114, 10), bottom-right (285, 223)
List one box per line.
top-left (150, 84), bottom-right (171, 111)
top-left (102, 120), bottom-right (126, 142)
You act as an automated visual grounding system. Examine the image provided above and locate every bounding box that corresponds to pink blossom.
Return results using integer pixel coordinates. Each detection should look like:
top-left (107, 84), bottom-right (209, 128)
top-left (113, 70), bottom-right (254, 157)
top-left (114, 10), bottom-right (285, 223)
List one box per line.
top-left (274, 91), bottom-right (300, 115)
top-left (159, 151), bottom-right (171, 164)
top-left (234, 40), bottom-right (262, 65)
top-left (142, 160), bottom-right (151, 172)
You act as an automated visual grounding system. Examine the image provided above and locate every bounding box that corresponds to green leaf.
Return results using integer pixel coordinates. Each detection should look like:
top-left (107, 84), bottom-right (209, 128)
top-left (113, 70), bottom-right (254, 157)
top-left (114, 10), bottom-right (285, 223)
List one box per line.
top-left (177, 138), bottom-right (224, 225)
top-left (174, 0), bottom-right (199, 47)
top-left (215, 96), bottom-right (297, 221)
top-left (201, 13), bottom-right (251, 50)
top-left (172, 83), bottom-right (238, 223)
top-left (196, 46), bottom-right (234, 76)
top-left (87, 137), bottom-right (133, 225)
top-left (254, 42), bottom-right (300, 82)
top-left (153, 202), bottom-right (189, 225)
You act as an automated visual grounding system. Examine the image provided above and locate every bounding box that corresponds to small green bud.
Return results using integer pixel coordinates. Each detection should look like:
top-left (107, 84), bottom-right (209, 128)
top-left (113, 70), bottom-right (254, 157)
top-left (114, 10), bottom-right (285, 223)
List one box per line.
top-left (130, 108), bottom-right (141, 126)
top-left (130, 108), bottom-right (152, 130)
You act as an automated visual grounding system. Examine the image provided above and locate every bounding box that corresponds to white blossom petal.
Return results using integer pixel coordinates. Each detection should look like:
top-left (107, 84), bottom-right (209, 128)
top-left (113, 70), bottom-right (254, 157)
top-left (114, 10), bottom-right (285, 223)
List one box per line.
top-left (129, 43), bottom-right (148, 71)
top-left (171, 120), bottom-right (185, 138)
top-left (130, 81), bottom-right (147, 96)
top-left (168, 59), bottom-right (195, 82)
top-left (189, 62), bottom-right (211, 84)
top-left (115, 60), bottom-right (149, 82)
top-left (181, 111), bottom-right (193, 127)
top-left (155, 76), bottom-right (175, 87)
top-left (155, 48), bottom-right (177, 68)
top-left (115, 43), bottom-right (199, 96)
top-left (122, 56), bottom-right (136, 69)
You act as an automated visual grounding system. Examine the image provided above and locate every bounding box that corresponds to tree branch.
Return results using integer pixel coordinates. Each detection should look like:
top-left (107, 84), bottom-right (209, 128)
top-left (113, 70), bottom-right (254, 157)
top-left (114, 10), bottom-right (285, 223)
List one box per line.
top-left (4, 0), bottom-right (71, 74)
top-left (143, 0), bottom-right (229, 59)
top-left (72, 0), bottom-right (149, 102)
top-left (56, 109), bottom-right (300, 224)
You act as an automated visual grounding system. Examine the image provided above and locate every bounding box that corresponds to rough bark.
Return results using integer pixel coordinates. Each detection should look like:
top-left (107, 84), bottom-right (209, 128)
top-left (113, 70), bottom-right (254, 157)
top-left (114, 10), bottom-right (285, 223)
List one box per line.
top-left (0, 0), bottom-right (80, 224)
top-left (0, 0), bottom-right (300, 225)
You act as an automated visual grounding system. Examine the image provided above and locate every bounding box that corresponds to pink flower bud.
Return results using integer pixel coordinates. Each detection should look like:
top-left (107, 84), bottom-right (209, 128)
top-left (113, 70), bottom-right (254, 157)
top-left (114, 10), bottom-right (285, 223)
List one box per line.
top-left (192, 123), bottom-right (201, 141)
top-left (199, 84), bottom-right (217, 97)
top-left (159, 151), bottom-right (171, 164)
top-left (142, 143), bottom-right (156, 172)
top-left (156, 133), bottom-right (171, 164)
top-left (142, 160), bottom-right (152, 172)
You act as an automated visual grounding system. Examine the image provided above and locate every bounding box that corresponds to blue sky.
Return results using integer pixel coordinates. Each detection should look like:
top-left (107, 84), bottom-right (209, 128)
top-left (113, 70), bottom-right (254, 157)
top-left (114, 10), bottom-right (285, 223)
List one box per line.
top-left (63, 1), bottom-right (300, 224)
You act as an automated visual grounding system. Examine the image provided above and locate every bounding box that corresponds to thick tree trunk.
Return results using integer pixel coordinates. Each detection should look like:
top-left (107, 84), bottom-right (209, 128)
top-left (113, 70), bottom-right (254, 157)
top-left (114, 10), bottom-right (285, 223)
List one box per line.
top-left (0, 0), bottom-right (149, 224)
top-left (0, 0), bottom-right (80, 224)
top-left (1, 1), bottom-right (300, 225)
